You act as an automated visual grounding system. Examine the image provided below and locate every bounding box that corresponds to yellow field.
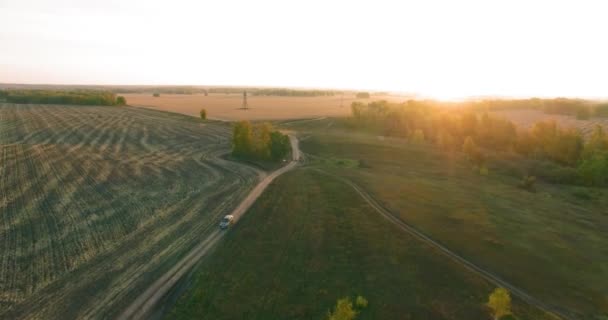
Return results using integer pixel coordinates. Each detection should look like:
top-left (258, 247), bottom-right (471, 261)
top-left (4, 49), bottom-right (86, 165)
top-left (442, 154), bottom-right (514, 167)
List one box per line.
top-left (122, 93), bottom-right (408, 121)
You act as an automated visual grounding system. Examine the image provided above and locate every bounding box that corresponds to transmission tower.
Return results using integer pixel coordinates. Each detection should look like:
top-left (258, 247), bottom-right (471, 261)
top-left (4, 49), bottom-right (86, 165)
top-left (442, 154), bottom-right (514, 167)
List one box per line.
top-left (242, 90), bottom-right (249, 110)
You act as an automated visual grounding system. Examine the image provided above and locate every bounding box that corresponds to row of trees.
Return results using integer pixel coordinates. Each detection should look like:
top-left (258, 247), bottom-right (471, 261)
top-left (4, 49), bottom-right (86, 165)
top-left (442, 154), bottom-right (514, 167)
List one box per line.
top-left (466, 98), bottom-right (608, 119)
top-left (1, 90), bottom-right (126, 106)
top-left (232, 121), bottom-right (291, 161)
top-left (351, 100), bottom-right (608, 186)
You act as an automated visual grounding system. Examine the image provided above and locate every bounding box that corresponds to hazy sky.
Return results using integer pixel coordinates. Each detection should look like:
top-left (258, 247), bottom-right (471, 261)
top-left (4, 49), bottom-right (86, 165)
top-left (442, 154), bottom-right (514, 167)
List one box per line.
top-left (1, 0), bottom-right (606, 98)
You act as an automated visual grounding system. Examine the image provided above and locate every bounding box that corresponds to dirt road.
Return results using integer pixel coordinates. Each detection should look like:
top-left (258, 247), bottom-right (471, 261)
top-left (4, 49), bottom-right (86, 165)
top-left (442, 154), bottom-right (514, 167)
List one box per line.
top-left (118, 135), bottom-right (300, 320)
top-left (320, 171), bottom-right (574, 320)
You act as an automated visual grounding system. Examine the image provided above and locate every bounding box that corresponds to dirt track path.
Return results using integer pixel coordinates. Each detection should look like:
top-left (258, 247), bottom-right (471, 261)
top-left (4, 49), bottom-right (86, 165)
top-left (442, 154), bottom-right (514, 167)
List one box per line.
top-left (318, 170), bottom-right (575, 320)
top-left (118, 135), bottom-right (300, 320)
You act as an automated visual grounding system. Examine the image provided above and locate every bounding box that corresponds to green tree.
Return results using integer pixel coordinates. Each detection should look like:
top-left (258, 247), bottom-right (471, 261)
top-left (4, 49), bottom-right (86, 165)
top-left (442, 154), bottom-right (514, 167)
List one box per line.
top-left (270, 131), bottom-right (290, 160)
top-left (487, 287), bottom-right (512, 320)
top-left (253, 122), bottom-right (272, 159)
top-left (327, 298), bottom-right (357, 320)
top-left (200, 108), bottom-right (207, 120)
top-left (116, 96), bottom-right (127, 105)
top-left (232, 121), bottom-right (253, 157)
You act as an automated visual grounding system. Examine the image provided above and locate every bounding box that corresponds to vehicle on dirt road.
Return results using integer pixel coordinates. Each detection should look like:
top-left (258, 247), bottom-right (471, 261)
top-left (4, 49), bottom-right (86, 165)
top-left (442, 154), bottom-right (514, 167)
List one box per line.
top-left (219, 215), bottom-right (235, 229)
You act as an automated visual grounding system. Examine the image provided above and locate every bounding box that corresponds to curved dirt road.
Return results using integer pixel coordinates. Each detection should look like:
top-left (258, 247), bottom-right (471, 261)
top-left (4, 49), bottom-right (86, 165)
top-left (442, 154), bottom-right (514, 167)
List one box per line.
top-left (118, 135), bottom-right (300, 320)
top-left (316, 170), bottom-right (574, 320)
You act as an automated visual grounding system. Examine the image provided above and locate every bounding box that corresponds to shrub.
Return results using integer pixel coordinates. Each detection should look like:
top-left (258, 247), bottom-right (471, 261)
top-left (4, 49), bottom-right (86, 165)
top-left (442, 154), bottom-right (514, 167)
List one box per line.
top-left (200, 108), bottom-right (207, 120)
top-left (327, 298), bottom-right (357, 320)
top-left (518, 175), bottom-right (537, 192)
top-left (528, 160), bottom-right (579, 185)
top-left (487, 287), bottom-right (512, 320)
top-left (115, 96), bottom-right (127, 105)
top-left (153, 92), bottom-right (160, 97)
top-left (355, 296), bottom-right (368, 308)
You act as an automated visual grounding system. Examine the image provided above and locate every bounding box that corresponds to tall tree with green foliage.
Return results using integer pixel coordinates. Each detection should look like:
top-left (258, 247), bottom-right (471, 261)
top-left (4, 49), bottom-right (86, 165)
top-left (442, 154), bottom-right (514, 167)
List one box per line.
top-left (232, 121), bottom-right (253, 157)
top-left (270, 131), bottom-right (290, 160)
top-left (232, 121), bottom-right (290, 161)
top-left (487, 288), bottom-right (512, 320)
top-left (116, 96), bottom-right (127, 106)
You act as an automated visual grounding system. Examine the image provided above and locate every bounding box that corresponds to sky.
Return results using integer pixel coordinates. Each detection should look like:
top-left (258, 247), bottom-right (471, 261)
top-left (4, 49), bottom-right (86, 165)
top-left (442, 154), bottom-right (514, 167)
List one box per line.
top-left (0, 0), bottom-right (607, 99)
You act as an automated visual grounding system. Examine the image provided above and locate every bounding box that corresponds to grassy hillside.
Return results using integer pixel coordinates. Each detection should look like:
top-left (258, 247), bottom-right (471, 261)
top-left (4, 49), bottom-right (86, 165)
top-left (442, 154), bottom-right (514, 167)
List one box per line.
top-left (168, 169), bottom-right (554, 320)
top-left (0, 103), bottom-right (259, 319)
top-left (287, 118), bottom-right (608, 319)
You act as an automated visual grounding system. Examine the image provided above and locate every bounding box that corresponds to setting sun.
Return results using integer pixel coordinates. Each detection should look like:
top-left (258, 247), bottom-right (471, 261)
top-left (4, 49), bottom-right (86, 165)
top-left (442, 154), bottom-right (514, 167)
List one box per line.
top-left (1, 0), bottom-right (607, 98)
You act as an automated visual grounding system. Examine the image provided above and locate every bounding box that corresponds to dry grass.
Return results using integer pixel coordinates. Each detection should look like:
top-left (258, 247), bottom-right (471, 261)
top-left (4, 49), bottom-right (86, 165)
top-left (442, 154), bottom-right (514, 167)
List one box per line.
top-left (493, 109), bottom-right (608, 135)
top-left (122, 93), bottom-right (407, 121)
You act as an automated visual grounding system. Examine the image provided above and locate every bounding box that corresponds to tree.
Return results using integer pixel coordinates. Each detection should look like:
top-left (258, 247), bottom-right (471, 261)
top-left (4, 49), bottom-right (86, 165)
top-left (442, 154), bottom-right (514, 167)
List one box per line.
top-left (327, 298), bottom-right (357, 320)
top-left (487, 288), bottom-right (512, 320)
top-left (200, 108), bottom-right (207, 120)
top-left (270, 131), bottom-right (290, 160)
top-left (232, 121), bottom-right (253, 157)
top-left (153, 92), bottom-right (160, 97)
top-left (115, 96), bottom-right (127, 105)
top-left (356, 92), bottom-right (370, 99)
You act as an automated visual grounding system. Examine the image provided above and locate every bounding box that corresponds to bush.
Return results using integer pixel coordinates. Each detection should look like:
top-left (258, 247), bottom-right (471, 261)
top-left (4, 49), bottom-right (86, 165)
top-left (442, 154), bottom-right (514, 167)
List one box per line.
top-left (518, 175), bottom-right (537, 192)
top-left (355, 296), bottom-right (368, 308)
top-left (327, 298), bottom-right (357, 320)
top-left (200, 108), bottom-right (207, 120)
top-left (528, 160), bottom-right (579, 185)
top-left (153, 92), bottom-right (160, 97)
top-left (116, 96), bottom-right (127, 106)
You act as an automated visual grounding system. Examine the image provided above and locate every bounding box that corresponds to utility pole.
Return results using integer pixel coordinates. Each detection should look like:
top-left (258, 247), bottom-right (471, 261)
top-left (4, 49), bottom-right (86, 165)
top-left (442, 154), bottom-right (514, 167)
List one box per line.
top-left (242, 90), bottom-right (248, 110)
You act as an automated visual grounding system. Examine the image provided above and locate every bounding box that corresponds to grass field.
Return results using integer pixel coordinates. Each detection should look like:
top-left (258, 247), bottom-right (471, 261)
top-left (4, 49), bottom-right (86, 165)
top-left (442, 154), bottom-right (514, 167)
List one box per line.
top-left (286, 119), bottom-right (608, 319)
top-left (168, 169), bottom-right (555, 320)
top-left (493, 109), bottom-right (608, 136)
top-left (122, 93), bottom-right (408, 121)
top-left (0, 103), bottom-right (259, 319)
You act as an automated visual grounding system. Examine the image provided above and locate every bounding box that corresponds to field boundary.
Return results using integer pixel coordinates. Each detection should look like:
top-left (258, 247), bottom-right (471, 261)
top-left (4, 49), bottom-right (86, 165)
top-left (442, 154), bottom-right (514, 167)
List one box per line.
top-left (312, 169), bottom-right (575, 320)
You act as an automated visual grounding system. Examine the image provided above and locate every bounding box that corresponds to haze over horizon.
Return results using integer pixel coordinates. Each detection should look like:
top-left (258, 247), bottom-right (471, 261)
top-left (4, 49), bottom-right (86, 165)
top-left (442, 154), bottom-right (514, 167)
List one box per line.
top-left (1, 0), bottom-right (607, 99)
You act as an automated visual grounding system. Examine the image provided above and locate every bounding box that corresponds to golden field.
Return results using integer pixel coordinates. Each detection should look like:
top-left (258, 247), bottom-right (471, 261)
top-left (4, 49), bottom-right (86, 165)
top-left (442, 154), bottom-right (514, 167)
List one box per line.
top-left (122, 93), bottom-right (408, 121)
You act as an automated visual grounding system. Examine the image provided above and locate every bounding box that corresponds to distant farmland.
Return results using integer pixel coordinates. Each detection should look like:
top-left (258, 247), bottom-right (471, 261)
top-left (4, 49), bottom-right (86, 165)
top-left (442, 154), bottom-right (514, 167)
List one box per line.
top-left (0, 103), bottom-right (259, 319)
top-left (123, 93), bottom-right (408, 121)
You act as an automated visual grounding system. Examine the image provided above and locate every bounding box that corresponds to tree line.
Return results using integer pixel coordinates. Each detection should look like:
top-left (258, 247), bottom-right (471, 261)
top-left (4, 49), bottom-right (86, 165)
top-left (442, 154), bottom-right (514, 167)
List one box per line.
top-left (351, 100), bottom-right (608, 186)
top-left (0, 89), bottom-right (126, 106)
top-left (468, 98), bottom-right (608, 119)
top-left (232, 121), bottom-right (291, 161)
